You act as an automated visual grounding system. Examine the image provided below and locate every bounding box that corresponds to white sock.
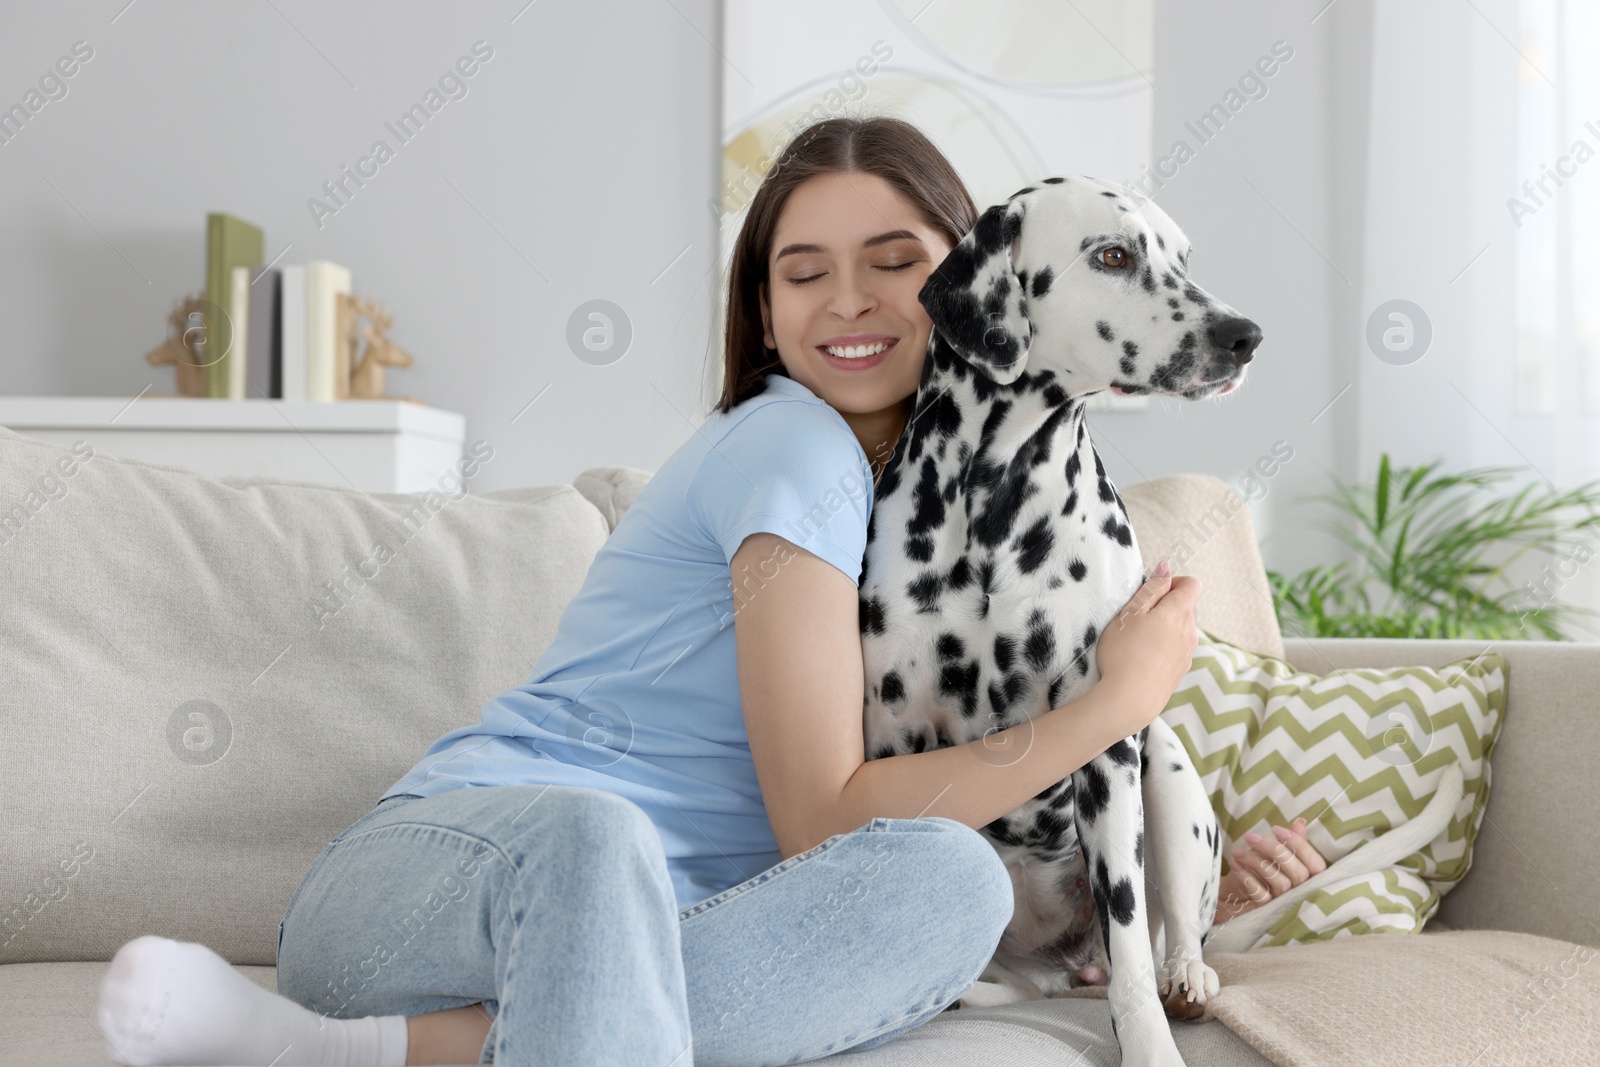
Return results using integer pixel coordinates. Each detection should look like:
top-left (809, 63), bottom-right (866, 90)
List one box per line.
top-left (96, 935), bottom-right (410, 1067)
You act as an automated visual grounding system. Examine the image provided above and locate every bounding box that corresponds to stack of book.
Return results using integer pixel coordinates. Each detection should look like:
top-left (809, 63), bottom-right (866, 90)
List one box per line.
top-left (203, 212), bottom-right (354, 402)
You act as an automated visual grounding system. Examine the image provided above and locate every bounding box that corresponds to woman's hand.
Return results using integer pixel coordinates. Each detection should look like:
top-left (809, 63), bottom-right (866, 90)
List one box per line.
top-left (1212, 818), bottom-right (1330, 926)
top-left (1094, 560), bottom-right (1202, 735)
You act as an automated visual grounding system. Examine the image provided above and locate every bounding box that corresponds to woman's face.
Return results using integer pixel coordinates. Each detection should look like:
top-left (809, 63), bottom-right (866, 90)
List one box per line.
top-left (759, 172), bottom-right (953, 417)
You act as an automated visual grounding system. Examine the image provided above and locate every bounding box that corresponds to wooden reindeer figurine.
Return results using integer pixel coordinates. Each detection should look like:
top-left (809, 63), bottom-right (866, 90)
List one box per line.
top-left (144, 295), bottom-right (211, 397)
top-left (336, 293), bottom-right (423, 404)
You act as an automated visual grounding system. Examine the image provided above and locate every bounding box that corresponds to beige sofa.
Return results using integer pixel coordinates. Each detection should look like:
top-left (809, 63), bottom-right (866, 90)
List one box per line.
top-left (2, 424), bottom-right (1596, 1067)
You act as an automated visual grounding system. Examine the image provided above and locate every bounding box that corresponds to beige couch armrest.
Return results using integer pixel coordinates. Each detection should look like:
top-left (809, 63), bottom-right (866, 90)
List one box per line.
top-left (1281, 637), bottom-right (1600, 947)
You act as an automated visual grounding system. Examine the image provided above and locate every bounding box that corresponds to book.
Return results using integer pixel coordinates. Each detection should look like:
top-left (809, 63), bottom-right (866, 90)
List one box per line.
top-left (203, 213), bottom-right (264, 398)
top-left (247, 267), bottom-right (282, 399)
top-left (305, 260), bottom-right (351, 402)
top-left (279, 265), bottom-right (307, 402)
top-left (228, 266), bottom-right (249, 399)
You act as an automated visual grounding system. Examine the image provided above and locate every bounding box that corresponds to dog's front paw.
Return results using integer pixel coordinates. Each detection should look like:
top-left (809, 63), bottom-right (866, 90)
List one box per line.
top-left (1157, 955), bottom-right (1219, 1020)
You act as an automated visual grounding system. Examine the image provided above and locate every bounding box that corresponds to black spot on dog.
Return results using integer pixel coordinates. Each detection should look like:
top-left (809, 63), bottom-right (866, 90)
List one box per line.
top-left (1171, 761), bottom-right (1185, 773)
top-left (1023, 611), bottom-right (1057, 670)
top-left (1100, 513), bottom-right (1133, 547)
top-left (984, 814), bottom-right (1023, 846)
top-left (936, 632), bottom-right (966, 662)
top-left (1172, 311), bottom-right (1185, 321)
top-left (861, 595), bottom-right (886, 636)
top-left (1068, 558), bottom-right (1087, 581)
top-left (1156, 233), bottom-right (1166, 250)
top-left (993, 632), bottom-right (1016, 672)
top-left (1135, 828), bottom-right (1144, 867)
top-left (1096, 320), bottom-right (1114, 342)
top-left (1031, 268), bottom-right (1054, 299)
top-left (1044, 176), bottom-right (1066, 184)
top-left (1062, 488), bottom-right (1078, 516)
top-left (881, 670), bottom-right (904, 704)
top-left (1191, 822), bottom-right (1200, 839)
top-left (1108, 875), bottom-right (1137, 926)
top-left (1106, 739), bottom-right (1138, 767)
top-left (939, 659), bottom-right (980, 718)
top-left (1077, 762), bottom-right (1111, 822)
top-left (871, 744), bottom-right (897, 761)
top-left (1047, 672), bottom-right (1065, 708)
top-left (1065, 451), bottom-right (1081, 485)
top-left (1168, 297), bottom-right (1181, 309)
top-left (1013, 515), bottom-right (1054, 574)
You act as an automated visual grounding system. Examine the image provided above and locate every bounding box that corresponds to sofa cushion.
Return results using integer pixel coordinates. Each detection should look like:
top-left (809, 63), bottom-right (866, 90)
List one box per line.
top-left (1160, 630), bottom-right (1507, 949)
top-left (1119, 473), bottom-right (1285, 660)
top-left (0, 427), bottom-right (610, 966)
top-left (579, 467), bottom-right (1287, 659)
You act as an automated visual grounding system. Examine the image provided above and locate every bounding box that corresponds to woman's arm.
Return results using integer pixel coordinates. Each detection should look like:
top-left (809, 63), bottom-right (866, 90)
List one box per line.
top-left (731, 532), bottom-right (1158, 859)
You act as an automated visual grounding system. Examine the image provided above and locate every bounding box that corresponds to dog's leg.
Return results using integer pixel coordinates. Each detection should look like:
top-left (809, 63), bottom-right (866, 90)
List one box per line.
top-left (1140, 716), bottom-right (1222, 1020)
top-left (953, 957), bottom-right (1048, 1009)
top-left (1073, 736), bottom-right (1186, 1067)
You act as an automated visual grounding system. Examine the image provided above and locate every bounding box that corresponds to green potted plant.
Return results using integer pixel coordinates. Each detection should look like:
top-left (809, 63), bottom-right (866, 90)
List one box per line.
top-left (1268, 453), bottom-right (1600, 640)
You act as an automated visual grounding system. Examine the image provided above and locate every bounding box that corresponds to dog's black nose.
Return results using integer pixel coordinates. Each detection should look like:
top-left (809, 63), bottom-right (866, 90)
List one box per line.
top-left (1208, 317), bottom-right (1263, 365)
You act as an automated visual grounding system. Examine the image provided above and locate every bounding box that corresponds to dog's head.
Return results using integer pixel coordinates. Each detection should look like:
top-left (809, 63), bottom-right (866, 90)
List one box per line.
top-left (919, 176), bottom-right (1262, 399)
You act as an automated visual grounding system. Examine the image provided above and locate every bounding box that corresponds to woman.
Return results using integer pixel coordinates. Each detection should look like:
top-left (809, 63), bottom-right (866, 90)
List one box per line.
top-left (95, 116), bottom-right (1326, 1067)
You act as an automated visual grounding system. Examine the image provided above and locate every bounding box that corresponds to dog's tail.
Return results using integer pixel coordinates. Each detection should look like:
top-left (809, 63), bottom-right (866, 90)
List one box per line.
top-left (1201, 762), bottom-right (1464, 955)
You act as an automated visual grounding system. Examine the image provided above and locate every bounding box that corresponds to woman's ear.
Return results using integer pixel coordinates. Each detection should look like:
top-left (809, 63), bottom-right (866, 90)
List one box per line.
top-left (917, 200), bottom-right (1032, 385)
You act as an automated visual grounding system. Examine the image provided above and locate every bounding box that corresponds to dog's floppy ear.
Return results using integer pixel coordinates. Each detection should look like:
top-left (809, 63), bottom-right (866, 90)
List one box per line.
top-left (919, 199), bottom-right (1032, 385)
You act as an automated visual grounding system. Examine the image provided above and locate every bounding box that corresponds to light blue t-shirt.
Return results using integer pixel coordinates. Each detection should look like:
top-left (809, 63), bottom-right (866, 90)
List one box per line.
top-left (381, 372), bottom-right (875, 911)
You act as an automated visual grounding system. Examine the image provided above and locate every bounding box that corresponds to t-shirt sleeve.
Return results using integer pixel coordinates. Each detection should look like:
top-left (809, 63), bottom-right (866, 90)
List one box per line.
top-left (687, 400), bottom-right (874, 585)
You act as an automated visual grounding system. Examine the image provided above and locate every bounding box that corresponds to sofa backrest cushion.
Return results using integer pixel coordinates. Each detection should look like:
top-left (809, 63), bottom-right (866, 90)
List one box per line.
top-left (0, 428), bottom-right (609, 965)
top-left (579, 467), bottom-right (1287, 660)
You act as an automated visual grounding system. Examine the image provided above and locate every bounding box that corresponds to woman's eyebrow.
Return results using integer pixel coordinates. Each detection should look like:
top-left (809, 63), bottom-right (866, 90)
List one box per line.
top-left (774, 230), bottom-right (924, 261)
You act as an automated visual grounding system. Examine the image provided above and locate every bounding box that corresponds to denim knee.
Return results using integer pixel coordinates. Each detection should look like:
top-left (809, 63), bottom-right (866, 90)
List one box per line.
top-left (924, 817), bottom-right (1014, 942)
top-left (522, 786), bottom-right (661, 855)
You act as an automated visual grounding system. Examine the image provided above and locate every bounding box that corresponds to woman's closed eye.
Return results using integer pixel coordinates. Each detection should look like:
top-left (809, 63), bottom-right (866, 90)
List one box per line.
top-left (787, 261), bottom-right (919, 285)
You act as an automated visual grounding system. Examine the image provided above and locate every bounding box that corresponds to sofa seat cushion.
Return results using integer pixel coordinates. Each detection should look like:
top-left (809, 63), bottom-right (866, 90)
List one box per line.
top-left (1201, 928), bottom-right (1600, 1066)
top-left (0, 428), bottom-right (611, 967)
top-left (0, 960), bottom-right (1271, 1067)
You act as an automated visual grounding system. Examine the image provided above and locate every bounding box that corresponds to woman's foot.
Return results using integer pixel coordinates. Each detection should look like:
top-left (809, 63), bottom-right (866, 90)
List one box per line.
top-left (96, 935), bottom-right (409, 1066)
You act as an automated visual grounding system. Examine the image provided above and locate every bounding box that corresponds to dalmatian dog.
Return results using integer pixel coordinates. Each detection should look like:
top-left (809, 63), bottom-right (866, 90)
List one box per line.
top-left (858, 177), bottom-right (1261, 1066)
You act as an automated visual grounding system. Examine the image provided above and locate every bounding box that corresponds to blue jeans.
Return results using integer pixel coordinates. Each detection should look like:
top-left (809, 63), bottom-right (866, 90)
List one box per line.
top-left (276, 785), bottom-right (1014, 1066)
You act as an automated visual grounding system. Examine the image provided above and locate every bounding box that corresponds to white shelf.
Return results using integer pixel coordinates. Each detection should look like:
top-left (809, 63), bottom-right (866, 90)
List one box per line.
top-left (0, 396), bottom-right (466, 494)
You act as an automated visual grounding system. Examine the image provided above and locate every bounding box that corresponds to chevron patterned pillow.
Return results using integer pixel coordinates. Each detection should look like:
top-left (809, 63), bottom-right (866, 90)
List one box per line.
top-left (1159, 629), bottom-right (1508, 948)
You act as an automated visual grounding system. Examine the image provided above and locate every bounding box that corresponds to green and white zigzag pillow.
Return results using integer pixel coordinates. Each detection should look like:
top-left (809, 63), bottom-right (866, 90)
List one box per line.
top-left (1158, 629), bottom-right (1507, 948)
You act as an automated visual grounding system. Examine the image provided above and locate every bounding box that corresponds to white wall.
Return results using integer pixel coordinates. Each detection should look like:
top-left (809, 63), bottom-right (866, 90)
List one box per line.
top-left (1113, 0), bottom-right (1345, 592)
top-left (2, 0), bottom-right (1564, 632)
top-left (0, 0), bottom-right (722, 493)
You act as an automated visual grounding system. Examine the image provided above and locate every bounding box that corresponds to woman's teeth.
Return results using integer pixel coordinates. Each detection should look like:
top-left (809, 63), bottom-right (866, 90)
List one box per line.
top-left (823, 341), bottom-right (894, 359)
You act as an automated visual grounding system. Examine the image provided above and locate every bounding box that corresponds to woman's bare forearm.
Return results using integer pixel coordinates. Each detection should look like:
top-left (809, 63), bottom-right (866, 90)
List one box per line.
top-left (825, 680), bottom-right (1147, 843)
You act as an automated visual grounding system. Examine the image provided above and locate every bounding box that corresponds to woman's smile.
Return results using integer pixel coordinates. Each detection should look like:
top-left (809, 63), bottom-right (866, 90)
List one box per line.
top-left (817, 336), bottom-right (899, 372)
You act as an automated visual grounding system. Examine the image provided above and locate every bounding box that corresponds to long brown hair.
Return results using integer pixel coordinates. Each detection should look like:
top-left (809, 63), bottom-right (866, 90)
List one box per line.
top-left (712, 117), bottom-right (978, 414)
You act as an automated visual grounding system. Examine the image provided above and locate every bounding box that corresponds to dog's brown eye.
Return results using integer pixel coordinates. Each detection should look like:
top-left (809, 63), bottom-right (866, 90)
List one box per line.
top-left (1099, 247), bottom-right (1129, 269)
